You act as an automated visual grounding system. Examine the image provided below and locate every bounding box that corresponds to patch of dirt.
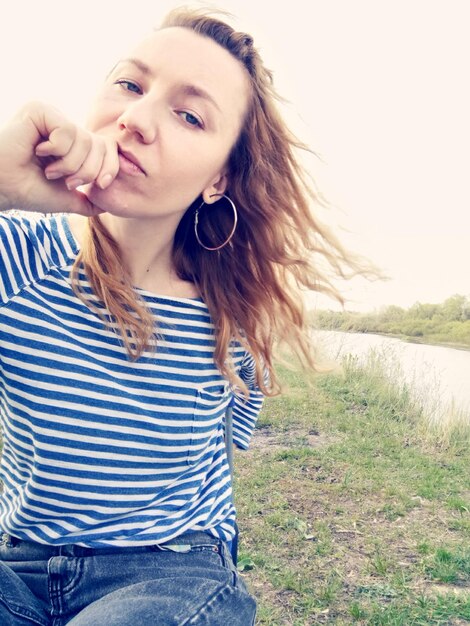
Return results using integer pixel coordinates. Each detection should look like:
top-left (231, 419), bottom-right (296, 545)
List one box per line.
top-left (424, 583), bottom-right (470, 597)
top-left (246, 577), bottom-right (299, 625)
top-left (248, 426), bottom-right (339, 452)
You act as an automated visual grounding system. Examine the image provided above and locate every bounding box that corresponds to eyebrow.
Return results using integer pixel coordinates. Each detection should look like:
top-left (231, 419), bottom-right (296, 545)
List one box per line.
top-left (114, 57), bottom-right (222, 113)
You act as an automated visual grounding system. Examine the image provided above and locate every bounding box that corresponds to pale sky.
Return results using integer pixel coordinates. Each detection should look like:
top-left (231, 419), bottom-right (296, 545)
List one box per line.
top-left (1, 0), bottom-right (468, 311)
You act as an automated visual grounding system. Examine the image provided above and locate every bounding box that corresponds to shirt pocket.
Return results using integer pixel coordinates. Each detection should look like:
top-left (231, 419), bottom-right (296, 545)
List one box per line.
top-left (186, 385), bottom-right (230, 466)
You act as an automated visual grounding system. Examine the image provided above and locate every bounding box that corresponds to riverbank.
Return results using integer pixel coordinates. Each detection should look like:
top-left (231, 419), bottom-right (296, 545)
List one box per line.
top-left (237, 357), bottom-right (470, 625)
top-left (311, 299), bottom-right (470, 352)
top-left (316, 327), bottom-right (470, 353)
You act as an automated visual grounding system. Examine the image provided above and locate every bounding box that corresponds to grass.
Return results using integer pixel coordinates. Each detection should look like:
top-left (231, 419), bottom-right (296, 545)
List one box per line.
top-left (235, 354), bottom-right (470, 625)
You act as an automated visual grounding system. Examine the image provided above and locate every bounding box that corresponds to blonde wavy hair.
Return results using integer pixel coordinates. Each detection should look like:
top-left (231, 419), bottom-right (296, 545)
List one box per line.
top-left (71, 6), bottom-right (368, 396)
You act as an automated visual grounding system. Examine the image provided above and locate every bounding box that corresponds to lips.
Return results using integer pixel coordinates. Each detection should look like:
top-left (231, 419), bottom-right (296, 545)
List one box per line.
top-left (117, 146), bottom-right (146, 175)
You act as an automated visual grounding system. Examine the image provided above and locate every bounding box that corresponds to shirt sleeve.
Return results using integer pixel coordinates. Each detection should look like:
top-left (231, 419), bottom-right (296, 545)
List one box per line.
top-left (0, 213), bottom-right (49, 304)
top-left (231, 351), bottom-right (267, 450)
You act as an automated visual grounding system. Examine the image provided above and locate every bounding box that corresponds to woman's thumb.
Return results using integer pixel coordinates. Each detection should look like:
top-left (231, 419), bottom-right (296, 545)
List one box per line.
top-left (64, 189), bottom-right (104, 217)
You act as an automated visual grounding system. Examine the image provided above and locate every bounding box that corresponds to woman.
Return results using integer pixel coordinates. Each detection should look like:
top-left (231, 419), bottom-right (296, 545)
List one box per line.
top-left (0, 7), bottom-right (360, 625)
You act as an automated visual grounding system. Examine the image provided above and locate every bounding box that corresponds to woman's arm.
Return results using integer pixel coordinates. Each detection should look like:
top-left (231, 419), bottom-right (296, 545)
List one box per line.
top-left (231, 352), bottom-right (267, 450)
top-left (0, 101), bottom-right (118, 216)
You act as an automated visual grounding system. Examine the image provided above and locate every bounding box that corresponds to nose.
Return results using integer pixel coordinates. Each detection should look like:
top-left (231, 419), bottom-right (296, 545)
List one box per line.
top-left (117, 101), bottom-right (157, 144)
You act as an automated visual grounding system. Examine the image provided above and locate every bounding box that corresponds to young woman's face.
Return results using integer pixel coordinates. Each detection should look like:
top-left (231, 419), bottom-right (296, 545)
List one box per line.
top-left (85, 27), bottom-right (250, 219)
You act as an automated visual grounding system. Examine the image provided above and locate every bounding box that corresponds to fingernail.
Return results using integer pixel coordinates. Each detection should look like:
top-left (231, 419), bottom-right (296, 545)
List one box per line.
top-left (99, 174), bottom-right (113, 189)
top-left (45, 171), bottom-right (62, 180)
top-left (66, 178), bottom-right (84, 190)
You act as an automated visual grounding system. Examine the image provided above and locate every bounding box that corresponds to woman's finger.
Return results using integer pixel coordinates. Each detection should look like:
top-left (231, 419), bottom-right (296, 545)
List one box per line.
top-left (35, 122), bottom-right (77, 159)
top-left (64, 136), bottom-right (119, 190)
top-left (44, 130), bottom-right (94, 181)
top-left (96, 137), bottom-right (120, 189)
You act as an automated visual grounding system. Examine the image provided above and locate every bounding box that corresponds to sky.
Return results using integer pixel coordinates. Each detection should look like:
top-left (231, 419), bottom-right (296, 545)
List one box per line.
top-left (1, 0), bottom-right (468, 311)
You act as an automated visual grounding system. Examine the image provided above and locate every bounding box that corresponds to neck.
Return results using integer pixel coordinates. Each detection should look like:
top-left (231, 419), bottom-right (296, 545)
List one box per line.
top-left (68, 213), bottom-right (199, 298)
top-left (100, 213), bottom-right (176, 286)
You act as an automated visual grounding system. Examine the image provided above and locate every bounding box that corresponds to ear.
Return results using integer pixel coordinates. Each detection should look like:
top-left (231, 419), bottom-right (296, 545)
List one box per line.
top-left (201, 172), bottom-right (228, 204)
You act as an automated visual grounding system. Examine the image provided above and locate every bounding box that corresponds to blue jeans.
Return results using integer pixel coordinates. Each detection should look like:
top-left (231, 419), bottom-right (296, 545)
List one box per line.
top-left (0, 531), bottom-right (256, 625)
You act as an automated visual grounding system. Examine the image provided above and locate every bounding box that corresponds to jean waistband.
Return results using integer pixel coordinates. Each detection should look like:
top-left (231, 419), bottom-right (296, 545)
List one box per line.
top-left (0, 530), bottom-right (223, 558)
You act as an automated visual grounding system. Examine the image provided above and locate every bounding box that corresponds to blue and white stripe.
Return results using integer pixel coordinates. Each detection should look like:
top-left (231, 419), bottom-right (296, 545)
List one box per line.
top-left (0, 213), bottom-right (264, 547)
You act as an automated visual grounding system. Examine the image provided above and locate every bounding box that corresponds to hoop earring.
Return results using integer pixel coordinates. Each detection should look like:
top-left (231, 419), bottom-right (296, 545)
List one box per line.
top-left (194, 194), bottom-right (238, 251)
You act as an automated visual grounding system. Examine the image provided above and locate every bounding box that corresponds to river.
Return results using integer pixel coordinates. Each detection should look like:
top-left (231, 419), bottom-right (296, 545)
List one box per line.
top-left (314, 330), bottom-right (470, 423)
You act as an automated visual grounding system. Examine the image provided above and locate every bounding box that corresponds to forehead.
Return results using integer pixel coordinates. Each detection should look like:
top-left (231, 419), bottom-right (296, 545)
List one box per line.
top-left (124, 27), bottom-right (250, 119)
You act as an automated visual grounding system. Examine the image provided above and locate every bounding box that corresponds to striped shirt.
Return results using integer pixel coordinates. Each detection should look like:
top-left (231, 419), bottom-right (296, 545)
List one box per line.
top-left (0, 213), bottom-right (264, 547)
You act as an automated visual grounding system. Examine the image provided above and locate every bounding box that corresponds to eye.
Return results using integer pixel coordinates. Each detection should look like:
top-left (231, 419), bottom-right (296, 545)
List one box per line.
top-left (178, 111), bottom-right (204, 129)
top-left (114, 80), bottom-right (142, 94)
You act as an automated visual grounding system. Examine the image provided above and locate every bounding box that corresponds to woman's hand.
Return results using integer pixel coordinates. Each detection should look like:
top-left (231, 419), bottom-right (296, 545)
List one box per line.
top-left (0, 101), bottom-right (119, 216)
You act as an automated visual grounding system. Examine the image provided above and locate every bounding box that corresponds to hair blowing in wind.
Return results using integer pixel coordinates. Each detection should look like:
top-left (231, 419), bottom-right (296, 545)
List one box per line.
top-left (71, 6), bottom-right (370, 396)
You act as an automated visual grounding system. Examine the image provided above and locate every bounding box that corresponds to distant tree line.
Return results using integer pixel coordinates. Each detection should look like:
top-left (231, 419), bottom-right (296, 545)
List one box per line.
top-left (313, 294), bottom-right (470, 348)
